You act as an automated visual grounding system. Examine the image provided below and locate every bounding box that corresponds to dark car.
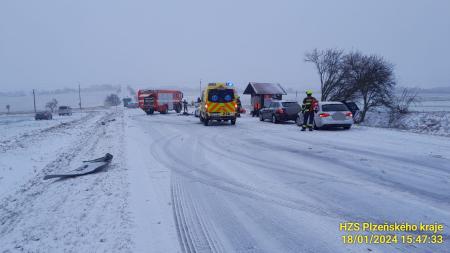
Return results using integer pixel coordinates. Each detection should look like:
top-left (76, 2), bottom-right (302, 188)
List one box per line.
top-left (35, 111), bottom-right (53, 120)
top-left (259, 100), bottom-right (301, 123)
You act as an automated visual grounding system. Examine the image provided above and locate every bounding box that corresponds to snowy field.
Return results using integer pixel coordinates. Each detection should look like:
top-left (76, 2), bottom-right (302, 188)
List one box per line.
top-left (410, 92), bottom-right (450, 112)
top-left (0, 112), bottom-right (90, 143)
top-left (0, 108), bottom-right (449, 253)
top-left (0, 90), bottom-right (118, 113)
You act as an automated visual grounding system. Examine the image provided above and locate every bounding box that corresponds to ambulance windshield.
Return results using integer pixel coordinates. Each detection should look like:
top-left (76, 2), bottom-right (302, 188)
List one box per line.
top-left (208, 89), bottom-right (234, 103)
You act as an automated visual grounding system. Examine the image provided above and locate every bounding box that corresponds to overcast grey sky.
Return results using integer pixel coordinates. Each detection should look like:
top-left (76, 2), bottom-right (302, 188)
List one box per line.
top-left (1, 0), bottom-right (449, 91)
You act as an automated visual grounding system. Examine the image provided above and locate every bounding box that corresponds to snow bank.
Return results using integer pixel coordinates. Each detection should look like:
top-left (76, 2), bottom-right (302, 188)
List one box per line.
top-left (0, 109), bottom-right (133, 252)
top-left (363, 111), bottom-right (450, 137)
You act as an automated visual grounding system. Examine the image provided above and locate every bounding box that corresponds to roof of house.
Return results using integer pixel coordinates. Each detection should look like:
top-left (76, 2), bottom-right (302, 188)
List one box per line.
top-left (243, 82), bottom-right (287, 95)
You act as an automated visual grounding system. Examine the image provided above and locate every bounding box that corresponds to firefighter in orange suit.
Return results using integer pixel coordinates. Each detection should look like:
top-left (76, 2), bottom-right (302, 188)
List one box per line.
top-left (301, 90), bottom-right (318, 131)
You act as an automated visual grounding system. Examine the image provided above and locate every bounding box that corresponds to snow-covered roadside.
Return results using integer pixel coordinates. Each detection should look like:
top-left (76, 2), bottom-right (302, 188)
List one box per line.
top-left (0, 111), bottom-right (101, 194)
top-left (0, 109), bottom-right (132, 253)
top-left (362, 111), bottom-right (450, 137)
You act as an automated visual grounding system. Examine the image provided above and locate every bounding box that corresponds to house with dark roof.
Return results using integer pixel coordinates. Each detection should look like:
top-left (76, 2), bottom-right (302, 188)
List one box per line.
top-left (243, 82), bottom-right (287, 116)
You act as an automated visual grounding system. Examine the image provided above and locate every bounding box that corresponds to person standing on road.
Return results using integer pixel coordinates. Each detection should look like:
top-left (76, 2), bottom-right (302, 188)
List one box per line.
top-left (301, 90), bottom-right (318, 131)
top-left (183, 99), bottom-right (188, 113)
top-left (236, 96), bottom-right (242, 117)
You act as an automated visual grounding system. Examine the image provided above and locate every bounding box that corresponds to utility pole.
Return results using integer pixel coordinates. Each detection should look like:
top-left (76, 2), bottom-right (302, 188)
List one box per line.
top-left (199, 79), bottom-right (202, 95)
top-left (78, 82), bottom-right (82, 113)
top-left (32, 89), bottom-right (36, 113)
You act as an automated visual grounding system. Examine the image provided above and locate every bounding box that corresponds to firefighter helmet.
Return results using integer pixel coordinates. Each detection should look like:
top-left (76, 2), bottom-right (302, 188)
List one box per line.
top-left (306, 90), bottom-right (313, 95)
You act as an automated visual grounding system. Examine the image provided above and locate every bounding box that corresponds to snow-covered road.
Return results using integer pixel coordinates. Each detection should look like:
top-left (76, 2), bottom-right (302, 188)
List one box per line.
top-left (126, 110), bottom-right (450, 253)
top-left (0, 108), bottom-right (449, 253)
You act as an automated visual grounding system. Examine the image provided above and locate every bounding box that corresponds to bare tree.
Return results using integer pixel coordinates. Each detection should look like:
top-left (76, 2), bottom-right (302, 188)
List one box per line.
top-left (329, 59), bottom-right (361, 101)
top-left (105, 94), bottom-right (121, 106)
top-left (391, 88), bottom-right (419, 114)
top-left (6, 104), bottom-right (10, 114)
top-left (45, 98), bottom-right (58, 112)
top-left (388, 88), bottom-right (420, 125)
top-left (342, 52), bottom-right (396, 122)
top-left (305, 48), bottom-right (345, 101)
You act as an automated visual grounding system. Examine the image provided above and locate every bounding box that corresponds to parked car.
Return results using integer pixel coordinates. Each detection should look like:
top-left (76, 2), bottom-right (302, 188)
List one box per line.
top-left (35, 111), bottom-right (53, 120)
top-left (259, 100), bottom-right (301, 123)
top-left (58, 106), bottom-right (72, 116)
top-left (297, 101), bottom-right (353, 129)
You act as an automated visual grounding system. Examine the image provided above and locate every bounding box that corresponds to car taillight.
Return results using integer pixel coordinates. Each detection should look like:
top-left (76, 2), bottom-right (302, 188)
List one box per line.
top-left (276, 108), bottom-right (285, 114)
top-left (205, 104), bottom-right (208, 109)
top-left (346, 112), bottom-right (353, 117)
top-left (319, 113), bottom-right (330, 118)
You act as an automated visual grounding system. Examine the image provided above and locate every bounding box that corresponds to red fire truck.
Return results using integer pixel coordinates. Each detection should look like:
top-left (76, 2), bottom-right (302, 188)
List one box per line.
top-left (137, 89), bottom-right (183, 115)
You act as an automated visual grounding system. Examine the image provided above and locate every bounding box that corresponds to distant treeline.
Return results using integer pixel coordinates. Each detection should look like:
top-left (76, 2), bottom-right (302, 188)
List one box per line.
top-left (0, 84), bottom-right (121, 97)
top-left (413, 86), bottom-right (450, 94)
top-left (0, 91), bottom-right (27, 97)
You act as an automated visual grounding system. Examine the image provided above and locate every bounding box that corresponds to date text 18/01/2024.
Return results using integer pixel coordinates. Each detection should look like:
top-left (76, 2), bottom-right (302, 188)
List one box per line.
top-left (339, 222), bottom-right (444, 234)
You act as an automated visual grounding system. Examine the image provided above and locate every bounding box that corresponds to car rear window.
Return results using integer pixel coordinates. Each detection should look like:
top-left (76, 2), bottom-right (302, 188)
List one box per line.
top-left (281, 102), bottom-right (299, 107)
top-left (208, 89), bottom-right (234, 103)
top-left (322, 104), bottom-right (348, 111)
top-left (342, 101), bottom-right (359, 112)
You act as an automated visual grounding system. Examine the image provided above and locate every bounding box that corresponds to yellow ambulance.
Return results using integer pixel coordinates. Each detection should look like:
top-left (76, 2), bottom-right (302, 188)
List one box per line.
top-left (199, 82), bottom-right (238, 126)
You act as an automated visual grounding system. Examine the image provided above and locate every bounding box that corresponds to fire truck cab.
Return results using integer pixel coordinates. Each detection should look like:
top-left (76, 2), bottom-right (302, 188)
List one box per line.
top-left (199, 82), bottom-right (238, 126)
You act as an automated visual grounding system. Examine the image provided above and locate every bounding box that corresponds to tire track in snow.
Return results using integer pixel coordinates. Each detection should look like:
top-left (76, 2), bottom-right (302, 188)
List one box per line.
top-left (154, 133), bottom-right (334, 218)
top-left (140, 121), bottom-right (224, 253)
top-left (145, 129), bottom-right (339, 252)
top-left (208, 131), bottom-right (450, 204)
top-left (172, 174), bottom-right (225, 253)
top-left (142, 120), bottom-right (265, 252)
top-left (203, 133), bottom-right (353, 185)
